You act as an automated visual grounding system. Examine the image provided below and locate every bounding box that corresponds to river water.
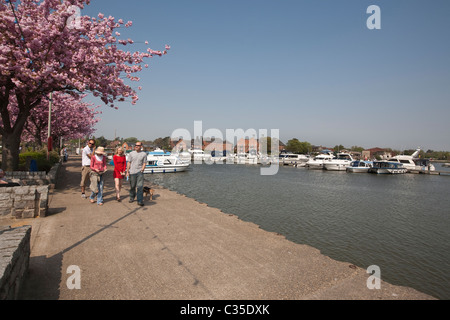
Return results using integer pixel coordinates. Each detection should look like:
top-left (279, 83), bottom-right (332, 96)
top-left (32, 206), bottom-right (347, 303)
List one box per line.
top-left (146, 163), bottom-right (450, 299)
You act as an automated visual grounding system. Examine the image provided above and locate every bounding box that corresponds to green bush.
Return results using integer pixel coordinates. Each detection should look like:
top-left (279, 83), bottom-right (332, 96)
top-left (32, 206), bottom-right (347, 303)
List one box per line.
top-left (19, 150), bottom-right (60, 173)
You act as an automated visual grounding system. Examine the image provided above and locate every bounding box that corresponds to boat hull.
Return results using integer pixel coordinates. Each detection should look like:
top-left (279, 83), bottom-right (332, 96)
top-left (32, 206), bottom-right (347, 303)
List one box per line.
top-left (293, 162), bottom-right (307, 168)
top-left (144, 164), bottom-right (189, 174)
top-left (323, 163), bottom-right (349, 171)
top-left (282, 160), bottom-right (308, 166)
top-left (409, 166), bottom-right (436, 174)
top-left (236, 157), bottom-right (258, 164)
top-left (346, 167), bottom-right (370, 173)
top-left (368, 168), bottom-right (407, 174)
top-left (306, 163), bottom-right (325, 169)
top-left (305, 153), bottom-right (335, 169)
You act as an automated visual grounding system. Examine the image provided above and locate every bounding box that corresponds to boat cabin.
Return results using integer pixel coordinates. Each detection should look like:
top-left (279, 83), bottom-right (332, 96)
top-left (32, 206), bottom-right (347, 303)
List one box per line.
top-left (349, 160), bottom-right (372, 168)
top-left (372, 161), bottom-right (405, 169)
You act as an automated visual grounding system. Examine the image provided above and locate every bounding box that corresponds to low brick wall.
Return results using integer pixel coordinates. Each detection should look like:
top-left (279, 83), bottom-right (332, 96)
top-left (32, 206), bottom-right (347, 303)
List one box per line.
top-left (0, 226), bottom-right (31, 300)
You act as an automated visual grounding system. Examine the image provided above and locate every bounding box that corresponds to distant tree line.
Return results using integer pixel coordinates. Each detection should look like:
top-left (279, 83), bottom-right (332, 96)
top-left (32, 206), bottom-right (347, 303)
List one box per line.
top-left (285, 139), bottom-right (312, 154)
top-left (283, 138), bottom-right (449, 160)
top-left (422, 150), bottom-right (450, 161)
top-left (284, 139), bottom-right (367, 155)
top-left (68, 136), bottom-right (173, 151)
top-left (57, 135), bottom-right (450, 161)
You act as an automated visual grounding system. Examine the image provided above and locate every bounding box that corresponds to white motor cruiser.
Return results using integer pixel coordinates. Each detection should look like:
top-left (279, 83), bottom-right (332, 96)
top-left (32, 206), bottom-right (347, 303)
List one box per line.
top-left (279, 152), bottom-right (309, 166)
top-left (323, 153), bottom-right (354, 171)
top-left (387, 148), bottom-right (435, 172)
top-left (305, 152), bottom-right (335, 170)
top-left (144, 149), bottom-right (190, 173)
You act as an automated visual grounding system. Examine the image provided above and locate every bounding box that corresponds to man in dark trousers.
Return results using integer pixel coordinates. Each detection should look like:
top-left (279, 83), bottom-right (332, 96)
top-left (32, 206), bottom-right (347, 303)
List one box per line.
top-left (126, 142), bottom-right (147, 206)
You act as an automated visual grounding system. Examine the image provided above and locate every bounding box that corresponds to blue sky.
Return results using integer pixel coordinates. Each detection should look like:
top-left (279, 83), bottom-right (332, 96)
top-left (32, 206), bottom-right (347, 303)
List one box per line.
top-left (82, 0), bottom-right (450, 151)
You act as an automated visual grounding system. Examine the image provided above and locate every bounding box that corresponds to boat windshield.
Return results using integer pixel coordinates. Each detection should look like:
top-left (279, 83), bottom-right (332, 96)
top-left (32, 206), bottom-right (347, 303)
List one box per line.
top-left (414, 159), bottom-right (429, 166)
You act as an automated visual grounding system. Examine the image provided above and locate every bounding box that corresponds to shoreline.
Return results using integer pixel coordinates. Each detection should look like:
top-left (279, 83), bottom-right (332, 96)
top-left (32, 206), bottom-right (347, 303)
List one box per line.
top-left (2, 156), bottom-right (435, 300)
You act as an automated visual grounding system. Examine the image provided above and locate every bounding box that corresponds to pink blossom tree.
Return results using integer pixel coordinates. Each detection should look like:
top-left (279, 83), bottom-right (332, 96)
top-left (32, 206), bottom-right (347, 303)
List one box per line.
top-left (21, 93), bottom-right (100, 147)
top-left (0, 0), bottom-right (168, 170)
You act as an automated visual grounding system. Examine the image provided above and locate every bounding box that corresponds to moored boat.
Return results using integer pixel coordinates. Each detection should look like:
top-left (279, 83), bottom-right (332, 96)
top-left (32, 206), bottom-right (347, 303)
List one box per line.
top-left (279, 152), bottom-right (309, 166)
top-left (368, 161), bottom-right (407, 174)
top-left (236, 153), bottom-right (258, 164)
top-left (305, 152), bottom-right (335, 169)
top-left (387, 148), bottom-right (435, 172)
top-left (323, 153), bottom-right (353, 171)
top-left (346, 160), bottom-right (373, 173)
top-left (409, 158), bottom-right (436, 173)
top-left (188, 149), bottom-right (211, 162)
top-left (144, 149), bottom-right (190, 173)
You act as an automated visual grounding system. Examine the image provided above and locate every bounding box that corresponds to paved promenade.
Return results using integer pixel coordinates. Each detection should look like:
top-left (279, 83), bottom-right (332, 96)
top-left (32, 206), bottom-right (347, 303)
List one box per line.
top-left (2, 156), bottom-right (434, 300)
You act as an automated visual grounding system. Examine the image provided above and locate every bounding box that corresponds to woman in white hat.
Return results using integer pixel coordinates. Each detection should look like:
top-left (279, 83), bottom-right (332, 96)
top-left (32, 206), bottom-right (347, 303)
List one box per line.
top-left (89, 146), bottom-right (108, 205)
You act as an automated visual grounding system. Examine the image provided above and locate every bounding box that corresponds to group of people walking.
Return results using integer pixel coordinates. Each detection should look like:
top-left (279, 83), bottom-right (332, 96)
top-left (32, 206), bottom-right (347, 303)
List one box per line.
top-left (80, 139), bottom-right (147, 206)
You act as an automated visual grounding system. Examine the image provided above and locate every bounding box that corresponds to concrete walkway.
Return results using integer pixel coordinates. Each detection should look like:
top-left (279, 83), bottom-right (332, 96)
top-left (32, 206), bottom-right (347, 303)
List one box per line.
top-left (2, 156), bottom-right (434, 300)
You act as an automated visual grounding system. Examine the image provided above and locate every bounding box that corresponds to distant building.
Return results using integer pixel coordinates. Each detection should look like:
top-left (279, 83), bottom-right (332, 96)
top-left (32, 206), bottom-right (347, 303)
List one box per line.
top-left (108, 140), bottom-right (121, 150)
top-left (349, 151), bottom-right (362, 160)
top-left (362, 147), bottom-right (393, 160)
top-left (190, 137), bottom-right (203, 150)
top-left (171, 139), bottom-right (189, 153)
top-left (236, 138), bottom-right (259, 155)
top-left (122, 142), bottom-right (132, 151)
top-left (204, 138), bottom-right (233, 156)
top-left (187, 136), bottom-right (284, 155)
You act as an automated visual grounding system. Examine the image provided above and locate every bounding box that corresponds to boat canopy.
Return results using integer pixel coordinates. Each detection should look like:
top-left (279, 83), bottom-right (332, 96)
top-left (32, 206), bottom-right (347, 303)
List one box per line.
top-left (149, 149), bottom-right (171, 156)
top-left (372, 161), bottom-right (404, 169)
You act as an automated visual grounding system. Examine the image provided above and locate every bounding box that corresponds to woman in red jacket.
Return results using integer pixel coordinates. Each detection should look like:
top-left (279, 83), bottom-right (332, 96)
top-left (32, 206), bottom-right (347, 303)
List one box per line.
top-left (113, 146), bottom-right (127, 201)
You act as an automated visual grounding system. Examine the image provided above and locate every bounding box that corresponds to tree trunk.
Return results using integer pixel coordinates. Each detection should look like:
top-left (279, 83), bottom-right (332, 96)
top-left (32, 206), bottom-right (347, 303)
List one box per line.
top-left (0, 94), bottom-right (33, 171)
top-left (1, 132), bottom-right (22, 171)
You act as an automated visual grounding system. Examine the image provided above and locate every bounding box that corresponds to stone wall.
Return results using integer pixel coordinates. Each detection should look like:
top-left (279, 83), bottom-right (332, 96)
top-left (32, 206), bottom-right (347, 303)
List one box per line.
top-left (5, 168), bottom-right (55, 188)
top-left (0, 162), bottom-right (60, 220)
top-left (0, 185), bottom-right (50, 219)
top-left (0, 226), bottom-right (31, 300)
top-left (6, 171), bottom-right (47, 180)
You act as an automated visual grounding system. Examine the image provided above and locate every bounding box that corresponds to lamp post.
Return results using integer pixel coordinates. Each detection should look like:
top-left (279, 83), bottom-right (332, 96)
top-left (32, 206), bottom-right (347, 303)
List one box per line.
top-left (47, 92), bottom-right (53, 160)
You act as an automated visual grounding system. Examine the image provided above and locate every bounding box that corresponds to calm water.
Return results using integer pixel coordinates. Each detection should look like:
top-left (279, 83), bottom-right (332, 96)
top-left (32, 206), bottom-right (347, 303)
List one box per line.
top-left (146, 163), bottom-right (450, 299)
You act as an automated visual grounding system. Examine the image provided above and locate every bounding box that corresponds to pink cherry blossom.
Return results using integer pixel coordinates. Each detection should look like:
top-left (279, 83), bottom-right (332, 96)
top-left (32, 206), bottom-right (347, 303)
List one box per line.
top-left (0, 0), bottom-right (169, 170)
top-left (20, 93), bottom-right (100, 145)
